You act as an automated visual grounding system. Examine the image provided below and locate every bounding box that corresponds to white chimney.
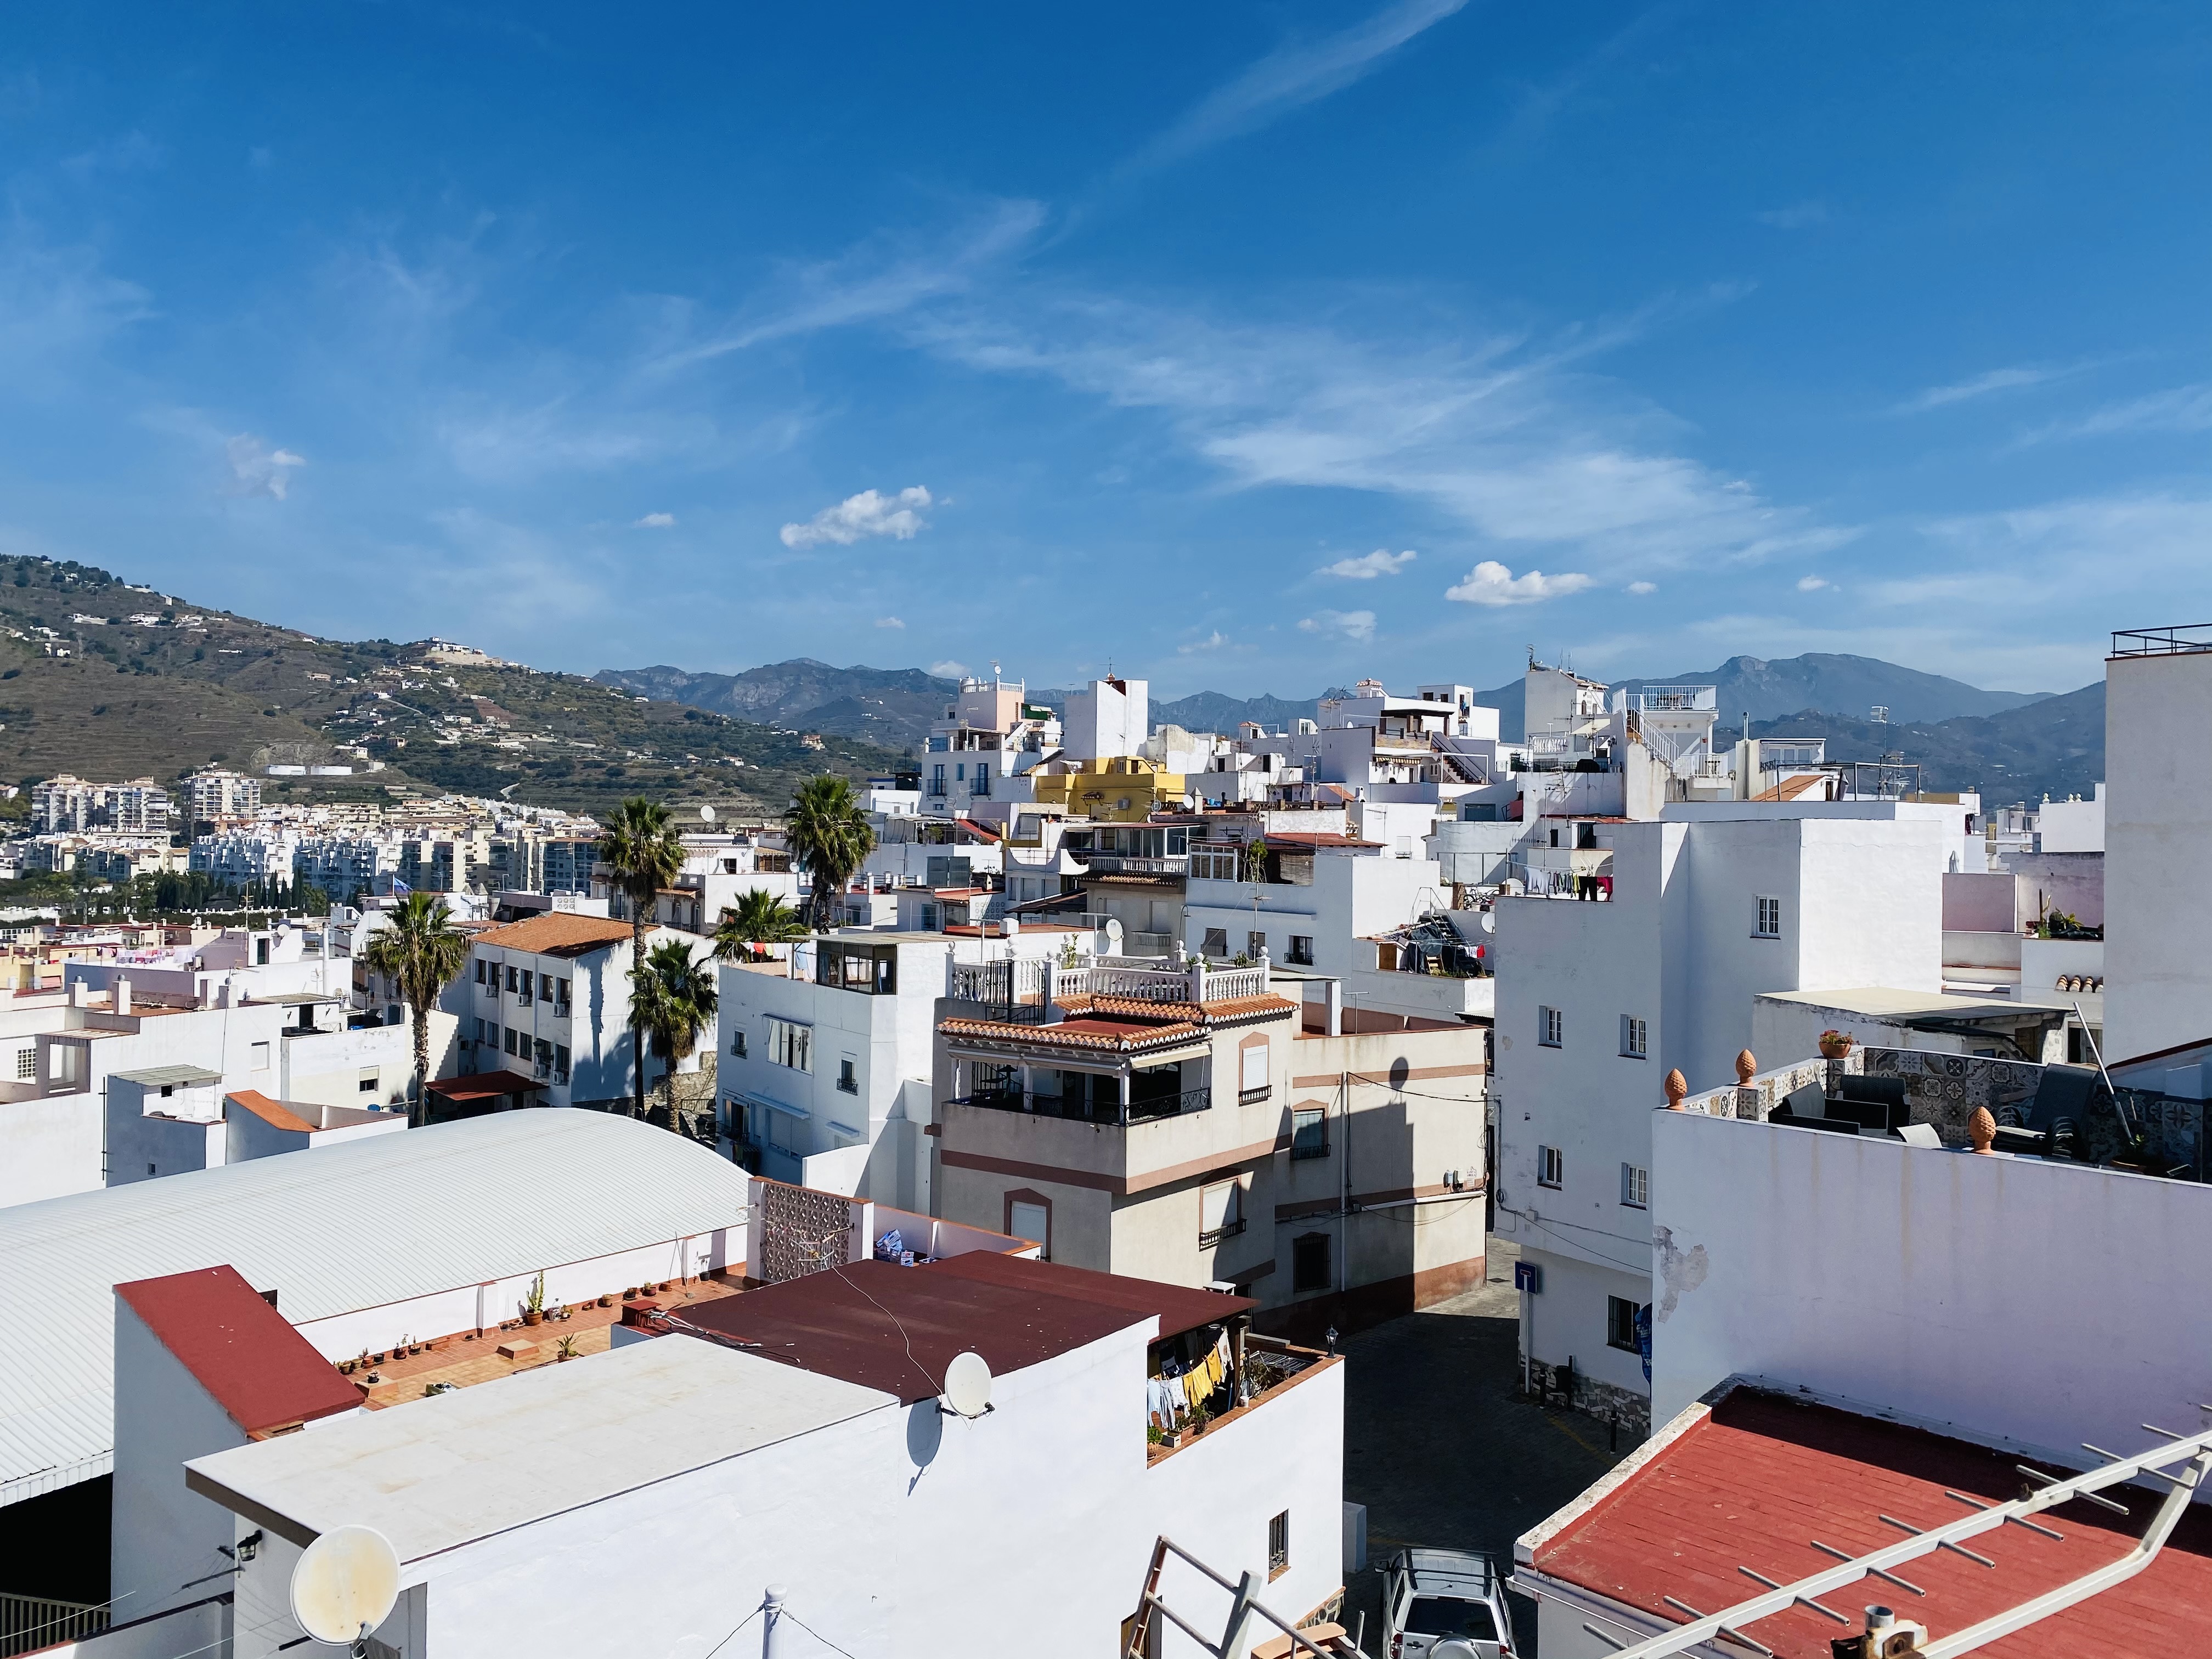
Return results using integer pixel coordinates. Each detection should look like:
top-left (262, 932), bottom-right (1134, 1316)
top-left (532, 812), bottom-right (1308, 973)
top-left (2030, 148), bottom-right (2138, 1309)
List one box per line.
top-left (114, 976), bottom-right (131, 1017)
top-left (69, 978), bottom-right (88, 1009)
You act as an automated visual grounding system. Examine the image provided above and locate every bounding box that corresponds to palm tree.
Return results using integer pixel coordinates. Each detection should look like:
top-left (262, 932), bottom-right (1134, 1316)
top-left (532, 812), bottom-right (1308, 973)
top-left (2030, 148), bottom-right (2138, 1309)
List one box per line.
top-left (633, 938), bottom-right (719, 1133)
top-left (597, 798), bottom-right (687, 1119)
top-left (360, 893), bottom-right (471, 1126)
top-left (786, 775), bottom-right (875, 930)
top-left (712, 888), bottom-right (809, 962)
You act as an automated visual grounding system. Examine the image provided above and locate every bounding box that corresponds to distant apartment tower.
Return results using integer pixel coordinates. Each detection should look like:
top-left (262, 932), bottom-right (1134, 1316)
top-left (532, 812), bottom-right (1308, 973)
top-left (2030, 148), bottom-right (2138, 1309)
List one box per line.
top-left (184, 768), bottom-right (262, 821)
top-left (292, 836), bottom-right (394, 905)
top-left (32, 775), bottom-right (172, 835)
top-left (490, 833), bottom-right (600, 896)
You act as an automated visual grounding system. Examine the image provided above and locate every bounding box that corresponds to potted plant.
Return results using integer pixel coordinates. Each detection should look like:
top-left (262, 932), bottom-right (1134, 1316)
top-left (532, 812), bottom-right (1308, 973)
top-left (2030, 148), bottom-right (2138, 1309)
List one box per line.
top-left (520, 1273), bottom-right (547, 1328)
top-left (339, 1358), bottom-right (357, 1375)
top-left (555, 1335), bottom-right (579, 1362)
top-left (599, 1293), bottom-right (615, 1308)
top-left (1819, 1029), bottom-right (1855, 1059)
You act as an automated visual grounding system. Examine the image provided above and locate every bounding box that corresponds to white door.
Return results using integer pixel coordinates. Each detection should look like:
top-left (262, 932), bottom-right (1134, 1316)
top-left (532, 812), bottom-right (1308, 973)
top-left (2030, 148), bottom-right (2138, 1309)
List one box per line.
top-left (1009, 1200), bottom-right (1049, 1259)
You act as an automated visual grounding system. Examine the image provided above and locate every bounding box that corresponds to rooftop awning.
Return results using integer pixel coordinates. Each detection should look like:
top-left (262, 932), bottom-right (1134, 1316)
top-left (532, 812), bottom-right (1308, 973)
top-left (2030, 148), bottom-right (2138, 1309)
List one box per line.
top-left (114, 1064), bottom-right (224, 1088)
top-left (425, 1069), bottom-right (539, 1102)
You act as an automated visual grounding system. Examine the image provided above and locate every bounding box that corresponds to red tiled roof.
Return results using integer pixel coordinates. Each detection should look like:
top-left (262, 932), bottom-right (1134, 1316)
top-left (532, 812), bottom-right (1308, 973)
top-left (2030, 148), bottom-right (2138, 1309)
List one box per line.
top-left (922, 1250), bottom-right (1253, 1341)
top-left (472, 912), bottom-right (635, 957)
top-left (668, 1256), bottom-right (1143, 1404)
top-left (1261, 832), bottom-right (1380, 848)
top-left (115, 1265), bottom-right (359, 1436)
top-left (224, 1090), bottom-right (315, 1133)
top-left (940, 1015), bottom-right (1204, 1053)
top-left (1522, 1386), bottom-right (2212, 1658)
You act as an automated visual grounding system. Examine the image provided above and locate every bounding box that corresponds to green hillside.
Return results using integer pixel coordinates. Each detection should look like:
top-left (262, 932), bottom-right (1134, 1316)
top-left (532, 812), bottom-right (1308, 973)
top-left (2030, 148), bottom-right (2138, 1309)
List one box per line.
top-left (0, 557), bottom-right (904, 818)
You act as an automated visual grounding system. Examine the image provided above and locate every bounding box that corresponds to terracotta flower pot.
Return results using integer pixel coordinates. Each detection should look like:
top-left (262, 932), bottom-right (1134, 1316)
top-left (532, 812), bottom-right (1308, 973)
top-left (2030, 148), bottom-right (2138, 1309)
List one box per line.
top-left (522, 1310), bottom-right (543, 1328)
top-left (599, 1294), bottom-right (614, 1307)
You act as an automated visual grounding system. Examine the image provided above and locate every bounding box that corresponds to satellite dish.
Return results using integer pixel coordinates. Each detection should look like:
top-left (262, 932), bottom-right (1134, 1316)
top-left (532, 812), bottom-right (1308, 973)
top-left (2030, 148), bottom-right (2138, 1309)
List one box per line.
top-left (699, 803), bottom-right (718, 823)
top-left (290, 1525), bottom-right (400, 1648)
top-left (941, 1350), bottom-right (994, 1419)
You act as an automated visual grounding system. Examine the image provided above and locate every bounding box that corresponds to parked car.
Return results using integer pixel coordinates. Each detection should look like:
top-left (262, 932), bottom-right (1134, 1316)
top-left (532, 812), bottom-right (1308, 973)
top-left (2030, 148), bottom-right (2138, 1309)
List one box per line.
top-left (1383, 1547), bottom-right (1514, 1658)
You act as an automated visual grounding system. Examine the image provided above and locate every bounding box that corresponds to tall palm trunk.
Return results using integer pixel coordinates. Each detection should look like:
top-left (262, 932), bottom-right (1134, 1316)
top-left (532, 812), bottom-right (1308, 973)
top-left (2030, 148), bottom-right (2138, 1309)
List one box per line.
top-left (410, 1002), bottom-right (431, 1127)
top-left (630, 917), bottom-right (648, 1120)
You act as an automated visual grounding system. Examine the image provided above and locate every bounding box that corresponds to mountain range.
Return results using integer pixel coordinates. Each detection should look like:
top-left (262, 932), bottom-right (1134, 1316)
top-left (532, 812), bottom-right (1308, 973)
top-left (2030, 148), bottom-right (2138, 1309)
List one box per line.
top-left (601, 651), bottom-right (2098, 806)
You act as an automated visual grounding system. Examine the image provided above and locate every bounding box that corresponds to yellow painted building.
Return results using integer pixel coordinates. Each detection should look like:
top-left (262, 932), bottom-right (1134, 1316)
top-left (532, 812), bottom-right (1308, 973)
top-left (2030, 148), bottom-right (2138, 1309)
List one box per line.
top-left (1025, 756), bottom-right (1190, 822)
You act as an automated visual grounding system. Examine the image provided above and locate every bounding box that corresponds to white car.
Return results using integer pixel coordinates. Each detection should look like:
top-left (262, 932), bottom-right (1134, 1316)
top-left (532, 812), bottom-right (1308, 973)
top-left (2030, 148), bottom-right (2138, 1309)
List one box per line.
top-left (1384, 1547), bottom-right (1515, 1659)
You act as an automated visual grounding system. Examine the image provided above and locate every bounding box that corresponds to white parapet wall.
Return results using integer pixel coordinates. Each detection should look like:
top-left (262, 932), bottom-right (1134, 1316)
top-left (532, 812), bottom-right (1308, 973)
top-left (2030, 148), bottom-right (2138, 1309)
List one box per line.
top-left (1650, 1107), bottom-right (2212, 1470)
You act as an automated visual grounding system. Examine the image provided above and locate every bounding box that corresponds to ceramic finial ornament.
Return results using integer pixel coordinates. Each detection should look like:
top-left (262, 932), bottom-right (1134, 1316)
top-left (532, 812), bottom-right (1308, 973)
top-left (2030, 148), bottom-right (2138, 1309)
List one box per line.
top-left (1735, 1048), bottom-right (1757, 1085)
top-left (1969, 1106), bottom-right (1997, 1154)
top-left (1664, 1069), bottom-right (1689, 1109)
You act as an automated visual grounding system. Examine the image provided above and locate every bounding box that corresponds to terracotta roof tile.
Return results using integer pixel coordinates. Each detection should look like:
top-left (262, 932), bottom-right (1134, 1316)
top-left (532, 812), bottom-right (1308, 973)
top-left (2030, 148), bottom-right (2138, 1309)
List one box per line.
top-left (224, 1090), bottom-right (317, 1134)
top-left (939, 1016), bottom-right (1204, 1053)
top-left (473, 912), bottom-right (636, 957)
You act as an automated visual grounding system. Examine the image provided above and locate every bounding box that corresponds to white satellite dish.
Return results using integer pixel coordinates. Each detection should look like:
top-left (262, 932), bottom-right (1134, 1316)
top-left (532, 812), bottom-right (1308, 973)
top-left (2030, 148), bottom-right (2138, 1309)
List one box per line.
top-left (699, 803), bottom-right (718, 823)
top-left (941, 1350), bottom-right (994, 1419)
top-left (290, 1525), bottom-right (400, 1649)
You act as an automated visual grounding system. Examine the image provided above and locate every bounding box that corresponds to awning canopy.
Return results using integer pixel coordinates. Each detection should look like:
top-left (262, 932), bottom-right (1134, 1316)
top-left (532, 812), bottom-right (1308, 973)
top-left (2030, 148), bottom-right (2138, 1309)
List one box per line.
top-left (426, 1069), bottom-right (540, 1102)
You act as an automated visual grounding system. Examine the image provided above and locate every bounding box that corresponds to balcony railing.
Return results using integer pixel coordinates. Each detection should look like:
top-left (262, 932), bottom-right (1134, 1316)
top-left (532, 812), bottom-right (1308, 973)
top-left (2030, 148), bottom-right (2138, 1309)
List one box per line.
top-left (2112, 623), bottom-right (2212, 657)
top-left (1198, 1217), bottom-right (1246, 1248)
top-left (1637, 684), bottom-right (1718, 712)
top-left (1082, 854), bottom-right (1188, 877)
top-left (949, 1084), bottom-right (1210, 1126)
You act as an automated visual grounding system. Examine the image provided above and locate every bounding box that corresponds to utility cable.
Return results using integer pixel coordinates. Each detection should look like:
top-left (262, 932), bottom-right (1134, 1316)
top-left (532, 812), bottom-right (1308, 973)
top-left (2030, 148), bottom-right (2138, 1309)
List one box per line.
top-left (783, 1609), bottom-right (865, 1659)
top-left (703, 1602), bottom-right (763, 1659)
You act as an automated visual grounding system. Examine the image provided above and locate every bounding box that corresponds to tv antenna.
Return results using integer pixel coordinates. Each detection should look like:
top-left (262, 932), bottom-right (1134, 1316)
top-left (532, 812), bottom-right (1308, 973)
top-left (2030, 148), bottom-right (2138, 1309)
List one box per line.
top-left (290, 1525), bottom-right (400, 1657)
top-left (940, 1350), bottom-right (995, 1419)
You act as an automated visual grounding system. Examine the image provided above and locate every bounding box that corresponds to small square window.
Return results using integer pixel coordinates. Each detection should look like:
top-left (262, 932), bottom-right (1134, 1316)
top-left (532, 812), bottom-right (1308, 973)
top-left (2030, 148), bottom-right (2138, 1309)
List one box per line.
top-left (1621, 1163), bottom-right (1648, 1208)
top-left (1288, 934), bottom-right (1314, 966)
top-left (1290, 1107), bottom-right (1328, 1160)
top-left (1538, 1145), bottom-right (1564, 1188)
top-left (731, 1029), bottom-right (748, 1058)
top-left (1620, 1015), bottom-right (1647, 1058)
top-left (837, 1057), bottom-right (858, 1094)
top-left (1203, 927), bottom-right (1229, 958)
top-left (249, 1041), bottom-right (270, 1072)
top-left (1267, 1510), bottom-right (1290, 1580)
top-left (1292, 1231), bottom-right (1331, 1293)
top-left (1608, 1295), bottom-right (1646, 1353)
top-left (1754, 895), bottom-right (1781, 938)
top-left (1247, 930), bottom-right (1267, 959)
top-left (1538, 1006), bottom-right (1562, 1047)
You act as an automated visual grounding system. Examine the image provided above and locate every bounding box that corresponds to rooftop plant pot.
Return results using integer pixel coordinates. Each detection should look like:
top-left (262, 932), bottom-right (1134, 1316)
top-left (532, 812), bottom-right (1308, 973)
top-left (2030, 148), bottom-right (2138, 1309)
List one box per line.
top-left (522, 1310), bottom-right (543, 1327)
top-left (599, 1294), bottom-right (615, 1307)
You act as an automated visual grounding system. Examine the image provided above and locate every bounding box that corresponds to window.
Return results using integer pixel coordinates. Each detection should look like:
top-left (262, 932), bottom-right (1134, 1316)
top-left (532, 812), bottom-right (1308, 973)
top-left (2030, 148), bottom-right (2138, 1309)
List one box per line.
top-left (837, 1057), bottom-right (859, 1094)
top-left (506, 964), bottom-right (518, 992)
top-left (1287, 934), bottom-right (1314, 966)
top-left (1621, 1163), bottom-right (1649, 1208)
top-left (1202, 927), bottom-right (1229, 958)
top-left (1608, 1296), bottom-right (1647, 1353)
top-left (1537, 1145), bottom-right (1564, 1188)
top-left (503, 1027), bottom-right (518, 1057)
top-left (1620, 1015), bottom-right (1647, 1058)
top-left (1292, 1231), bottom-right (1331, 1293)
top-left (555, 1045), bottom-right (570, 1084)
top-left (516, 969), bottom-right (533, 1002)
top-left (1754, 895), bottom-right (1781, 939)
top-left (540, 974), bottom-right (554, 1002)
top-left (1290, 1107), bottom-right (1328, 1160)
top-left (250, 1041), bottom-right (270, 1072)
top-left (358, 1069), bottom-right (379, 1094)
top-left (1199, 1180), bottom-right (1245, 1246)
top-left (475, 960), bottom-right (486, 984)
top-left (14, 1047), bottom-right (32, 1080)
top-left (731, 1028), bottom-right (748, 1059)
top-left (1576, 822), bottom-right (1598, 850)
top-left (1267, 1511), bottom-right (1290, 1580)
top-left (1239, 1042), bottom-right (1269, 1103)
top-left (481, 1020), bottom-right (496, 1049)
top-left (1548, 827), bottom-right (1560, 848)
top-left (555, 977), bottom-right (571, 1012)
top-left (1247, 930), bottom-right (1267, 960)
top-left (766, 1016), bottom-right (812, 1073)
top-left (1538, 1006), bottom-right (1562, 1047)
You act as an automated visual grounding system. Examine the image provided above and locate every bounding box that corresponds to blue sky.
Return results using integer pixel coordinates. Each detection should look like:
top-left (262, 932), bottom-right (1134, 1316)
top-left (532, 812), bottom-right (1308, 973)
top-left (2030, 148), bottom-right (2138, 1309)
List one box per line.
top-left (3, 3), bottom-right (2207, 698)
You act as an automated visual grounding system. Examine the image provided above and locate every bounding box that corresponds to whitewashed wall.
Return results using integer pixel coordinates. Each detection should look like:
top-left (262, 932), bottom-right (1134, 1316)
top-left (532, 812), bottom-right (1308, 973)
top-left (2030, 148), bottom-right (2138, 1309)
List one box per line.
top-left (0, 1093), bottom-right (105, 1206)
top-left (2106, 650), bottom-right (2212, 1062)
top-left (1650, 1109), bottom-right (2212, 1467)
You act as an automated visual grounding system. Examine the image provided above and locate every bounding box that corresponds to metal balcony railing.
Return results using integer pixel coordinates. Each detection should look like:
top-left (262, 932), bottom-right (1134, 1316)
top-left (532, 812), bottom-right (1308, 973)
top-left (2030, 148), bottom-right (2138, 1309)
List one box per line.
top-left (2112, 623), bottom-right (2212, 657)
top-left (1637, 684), bottom-right (1718, 712)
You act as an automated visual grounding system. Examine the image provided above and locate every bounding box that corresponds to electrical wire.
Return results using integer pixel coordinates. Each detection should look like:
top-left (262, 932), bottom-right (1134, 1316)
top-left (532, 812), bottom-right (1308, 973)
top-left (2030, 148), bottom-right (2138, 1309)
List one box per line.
top-left (783, 1609), bottom-right (864, 1658)
top-left (703, 1602), bottom-right (763, 1659)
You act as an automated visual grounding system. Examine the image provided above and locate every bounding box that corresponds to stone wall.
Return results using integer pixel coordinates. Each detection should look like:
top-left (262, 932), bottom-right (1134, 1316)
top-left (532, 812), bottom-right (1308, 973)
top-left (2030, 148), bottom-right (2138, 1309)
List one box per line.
top-left (1528, 1358), bottom-right (1651, 1440)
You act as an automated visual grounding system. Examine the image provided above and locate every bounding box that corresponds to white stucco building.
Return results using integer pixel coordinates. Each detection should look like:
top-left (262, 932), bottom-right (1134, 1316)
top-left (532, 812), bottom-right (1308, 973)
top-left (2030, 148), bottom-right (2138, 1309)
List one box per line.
top-left (1491, 803), bottom-right (1950, 1434)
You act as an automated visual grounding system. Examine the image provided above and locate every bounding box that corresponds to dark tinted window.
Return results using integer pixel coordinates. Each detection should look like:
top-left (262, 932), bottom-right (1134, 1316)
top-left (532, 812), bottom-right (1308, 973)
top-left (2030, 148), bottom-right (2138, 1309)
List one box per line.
top-left (1407, 1598), bottom-right (1498, 1641)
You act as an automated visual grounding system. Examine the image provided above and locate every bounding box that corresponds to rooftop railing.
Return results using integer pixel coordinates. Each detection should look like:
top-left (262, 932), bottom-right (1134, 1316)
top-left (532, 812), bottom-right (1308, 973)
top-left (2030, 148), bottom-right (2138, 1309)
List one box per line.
top-left (2112, 623), bottom-right (2212, 657)
top-left (1636, 684), bottom-right (1718, 712)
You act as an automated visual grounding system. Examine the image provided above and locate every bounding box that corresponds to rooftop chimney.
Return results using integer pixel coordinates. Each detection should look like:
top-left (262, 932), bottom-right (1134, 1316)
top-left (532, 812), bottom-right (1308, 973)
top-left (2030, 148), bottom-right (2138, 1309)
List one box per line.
top-left (114, 975), bottom-right (131, 1017)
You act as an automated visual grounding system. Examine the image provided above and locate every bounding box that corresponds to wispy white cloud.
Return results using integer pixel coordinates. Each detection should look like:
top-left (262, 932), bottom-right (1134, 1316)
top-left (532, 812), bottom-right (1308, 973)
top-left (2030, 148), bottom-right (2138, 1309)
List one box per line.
top-left (1124, 0), bottom-right (1468, 178)
top-left (1319, 548), bottom-right (1417, 579)
top-left (225, 435), bottom-right (306, 500)
top-left (1444, 561), bottom-right (1590, 606)
top-left (1178, 629), bottom-right (1233, 653)
top-left (1891, 362), bottom-right (2094, 414)
top-left (656, 201), bottom-right (1044, 373)
top-left (928, 658), bottom-right (968, 679)
top-left (1754, 200), bottom-right (1830, 229)
top-left (2018, 383), bottom-right (2212, 445)
top-left (914, 289), bottom-right (1829, 574)
top-left (874, 616), bottom-right (906, 629)
top-left (634, 511), bottom-right (675, 528)
top-left (781, 486), bottom-right (933, 549)
top-left (1626, 580), bottom-right (1657, 595)
top-left (1297, 609), bottom-right (1377, 642)
top-left (1796, 574), bottom-right (1830, 592)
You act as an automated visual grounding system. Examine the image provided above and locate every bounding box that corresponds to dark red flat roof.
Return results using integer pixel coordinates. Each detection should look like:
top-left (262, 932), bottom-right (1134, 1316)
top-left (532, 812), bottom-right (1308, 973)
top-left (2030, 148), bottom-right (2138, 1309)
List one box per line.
top-left (922, 1249), bottom-right (1253, 1340)
top-left (673, 1255), bottom-right (1238, 1404)
top-left (116, 1265), bottom-right (359, 1436)
top-left (1523, 1386), bottom-right (2212, 1658)
top-left (426, 1069), bottom-right (538, 1101)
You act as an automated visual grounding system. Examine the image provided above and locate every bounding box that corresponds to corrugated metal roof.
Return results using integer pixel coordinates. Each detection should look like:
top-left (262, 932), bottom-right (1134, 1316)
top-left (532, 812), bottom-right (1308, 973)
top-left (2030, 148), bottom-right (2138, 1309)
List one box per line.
top-left (0, 1110), bottom-right (748, 1506)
